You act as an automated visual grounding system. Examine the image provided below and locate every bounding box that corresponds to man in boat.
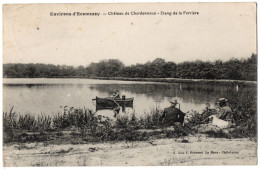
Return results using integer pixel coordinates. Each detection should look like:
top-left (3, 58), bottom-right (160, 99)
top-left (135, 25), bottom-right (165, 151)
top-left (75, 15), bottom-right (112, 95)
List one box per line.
top-left (112, 89), bottom-right (120, 99)
top-left (161, 100), bottom-right (185, 126)
top-left (215, 98), bottom-right (235, 125)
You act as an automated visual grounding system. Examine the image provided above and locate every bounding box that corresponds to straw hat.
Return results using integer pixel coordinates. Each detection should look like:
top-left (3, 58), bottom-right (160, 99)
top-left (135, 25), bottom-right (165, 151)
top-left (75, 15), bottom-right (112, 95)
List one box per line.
top-left (170, 100), bottom-right (179, 105)
top-left (217, 98), bottom-right (228, 103)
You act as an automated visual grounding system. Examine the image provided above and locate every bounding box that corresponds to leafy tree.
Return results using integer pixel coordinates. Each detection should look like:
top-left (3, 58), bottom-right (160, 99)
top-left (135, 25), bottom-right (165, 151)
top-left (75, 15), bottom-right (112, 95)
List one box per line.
top-left (2, 54), bottom-right (257, 81)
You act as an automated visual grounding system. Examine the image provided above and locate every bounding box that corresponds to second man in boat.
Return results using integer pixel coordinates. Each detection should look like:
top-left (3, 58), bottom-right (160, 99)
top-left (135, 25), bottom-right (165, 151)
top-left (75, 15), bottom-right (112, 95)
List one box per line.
top-left (112, 89), bottom-right (121, 99)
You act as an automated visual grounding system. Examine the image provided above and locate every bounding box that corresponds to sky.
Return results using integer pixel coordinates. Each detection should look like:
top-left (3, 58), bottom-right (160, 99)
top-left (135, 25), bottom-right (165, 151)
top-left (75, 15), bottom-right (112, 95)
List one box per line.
top-left (3, 3), bottom-right (257, 66)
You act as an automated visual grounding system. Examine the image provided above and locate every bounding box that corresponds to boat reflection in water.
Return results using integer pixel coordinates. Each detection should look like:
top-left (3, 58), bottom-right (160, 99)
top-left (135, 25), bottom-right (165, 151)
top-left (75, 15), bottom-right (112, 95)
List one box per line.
top-left (95, 96), bottom-right (134, 117)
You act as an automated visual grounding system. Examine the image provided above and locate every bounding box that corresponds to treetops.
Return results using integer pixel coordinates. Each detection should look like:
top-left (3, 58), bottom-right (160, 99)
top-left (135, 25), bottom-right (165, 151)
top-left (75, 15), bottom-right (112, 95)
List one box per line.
top-left (3, 53), bottom-right (257, 81)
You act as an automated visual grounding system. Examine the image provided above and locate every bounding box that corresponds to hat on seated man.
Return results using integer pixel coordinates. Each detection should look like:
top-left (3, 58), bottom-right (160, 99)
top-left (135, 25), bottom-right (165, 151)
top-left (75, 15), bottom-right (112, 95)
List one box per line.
top-left (216, 98), bottom-right (234, 123)
top-left (161, 99), bottom-right (185, 126)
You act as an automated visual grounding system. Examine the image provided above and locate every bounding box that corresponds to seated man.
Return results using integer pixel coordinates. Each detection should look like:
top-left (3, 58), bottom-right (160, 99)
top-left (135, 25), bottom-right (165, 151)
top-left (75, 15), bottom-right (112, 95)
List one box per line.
top-left (161, 100), bottom-right (186, 126)
top-left (216, 98), bottom-right (234, 123)
top-left (112, 89), bottom-right (120, 99)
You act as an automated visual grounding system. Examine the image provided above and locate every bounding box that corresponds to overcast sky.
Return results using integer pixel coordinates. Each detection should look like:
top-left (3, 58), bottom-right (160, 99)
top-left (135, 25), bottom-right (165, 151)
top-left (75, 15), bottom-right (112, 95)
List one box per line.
top-left (3, 3), bottom-right (257, 66)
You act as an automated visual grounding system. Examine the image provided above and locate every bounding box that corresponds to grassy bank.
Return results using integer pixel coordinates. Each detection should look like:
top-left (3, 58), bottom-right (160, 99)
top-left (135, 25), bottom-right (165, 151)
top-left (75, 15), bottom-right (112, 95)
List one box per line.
top-left (92, 77), bottom-right (257, 86)
top-left (3, 77), bottom-right (257, 86)
top-left (3, 94), bottom-right (257, 144)
top-left (3, 107), bottom-right (186, 144)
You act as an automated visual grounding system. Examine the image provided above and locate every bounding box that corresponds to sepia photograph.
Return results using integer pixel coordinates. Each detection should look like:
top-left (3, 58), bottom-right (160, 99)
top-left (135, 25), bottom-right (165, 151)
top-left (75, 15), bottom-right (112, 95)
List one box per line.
top-left (2, 2), bottom-right (257, 166)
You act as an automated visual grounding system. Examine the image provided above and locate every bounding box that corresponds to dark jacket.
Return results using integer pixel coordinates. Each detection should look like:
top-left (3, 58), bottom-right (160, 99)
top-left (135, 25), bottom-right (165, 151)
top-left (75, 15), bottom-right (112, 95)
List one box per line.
top-left (162, 106), bottom-right (185, 126)
top-left (217, 106), bottom-right (233, 122)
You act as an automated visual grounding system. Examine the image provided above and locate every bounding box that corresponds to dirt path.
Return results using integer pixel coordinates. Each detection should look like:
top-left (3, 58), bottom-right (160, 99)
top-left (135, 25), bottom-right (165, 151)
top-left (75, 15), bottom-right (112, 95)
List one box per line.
top-left (3, 135), bottom-right (257, 166)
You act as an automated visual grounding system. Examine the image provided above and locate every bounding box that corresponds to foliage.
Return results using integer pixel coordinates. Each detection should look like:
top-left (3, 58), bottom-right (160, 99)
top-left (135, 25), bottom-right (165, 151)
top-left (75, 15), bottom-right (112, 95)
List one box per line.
top-left (228, 91), bottom-right (257, 138)
top-left (183, 90), bottom-right (257, 138)
top-left (184, 108), bottom-right (217, 127)
top-left (3, 54), bottom-right (257, 81)
top-left (203, 130), bottom-right (231, 139)
top-left (3, 92), bottom-right (257, 143)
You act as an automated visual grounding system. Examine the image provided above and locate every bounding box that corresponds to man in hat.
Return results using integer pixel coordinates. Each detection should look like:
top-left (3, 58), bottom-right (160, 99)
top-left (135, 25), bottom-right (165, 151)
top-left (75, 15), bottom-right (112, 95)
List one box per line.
top-left (161, 100), bottom-right (185, 126)
top-left (216, 98), bottom-right (234, 123)
top-left (112, 89), bottom-right (120, 99)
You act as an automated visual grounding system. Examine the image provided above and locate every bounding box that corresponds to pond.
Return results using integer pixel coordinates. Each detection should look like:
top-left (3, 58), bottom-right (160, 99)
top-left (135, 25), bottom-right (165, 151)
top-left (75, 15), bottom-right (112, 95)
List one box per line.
top-left (3, 78), bottom-right (256, 118)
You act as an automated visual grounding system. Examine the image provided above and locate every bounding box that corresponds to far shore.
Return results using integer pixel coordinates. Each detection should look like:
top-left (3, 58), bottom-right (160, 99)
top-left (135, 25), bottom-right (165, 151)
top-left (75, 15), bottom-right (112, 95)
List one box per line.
top-left (92, 77), bottom-right (257, 85)
top-left (3, 77), bottom-right (257, 86)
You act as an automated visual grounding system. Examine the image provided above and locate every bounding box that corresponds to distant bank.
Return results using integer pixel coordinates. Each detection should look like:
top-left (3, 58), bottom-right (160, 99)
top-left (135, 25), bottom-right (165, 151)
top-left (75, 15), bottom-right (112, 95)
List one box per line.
top-left (3, 77), bottom-right (257, 86)
top-left (91, 77), bottom-right (257, 86)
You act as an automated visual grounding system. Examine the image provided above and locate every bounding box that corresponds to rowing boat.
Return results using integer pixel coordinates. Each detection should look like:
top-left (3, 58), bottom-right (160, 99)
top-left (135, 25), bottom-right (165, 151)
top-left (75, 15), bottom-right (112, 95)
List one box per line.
top-left (95, 96), bottom-right (134, 109)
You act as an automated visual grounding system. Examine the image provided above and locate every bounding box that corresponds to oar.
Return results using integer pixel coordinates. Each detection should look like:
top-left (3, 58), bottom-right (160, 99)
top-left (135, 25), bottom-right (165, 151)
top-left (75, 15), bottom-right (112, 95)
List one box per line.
top-left (112, 98), bottom-right (120, 107)
top-left (92, 97), bottom-right (120, 107)
top-left (178, 103), bottom-right (185, 127)
top-left (92, 97), bottom-right (116, 101)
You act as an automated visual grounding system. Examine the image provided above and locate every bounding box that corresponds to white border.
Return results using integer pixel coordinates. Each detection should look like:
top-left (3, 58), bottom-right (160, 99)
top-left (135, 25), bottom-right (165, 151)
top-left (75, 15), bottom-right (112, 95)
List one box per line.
top-left (0, 1), bottom-right (258, 169)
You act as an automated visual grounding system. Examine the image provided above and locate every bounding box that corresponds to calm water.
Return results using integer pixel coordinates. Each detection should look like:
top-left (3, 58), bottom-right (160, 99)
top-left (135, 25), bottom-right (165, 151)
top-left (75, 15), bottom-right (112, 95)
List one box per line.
top-left (3, 78), bottom-right (256, 118)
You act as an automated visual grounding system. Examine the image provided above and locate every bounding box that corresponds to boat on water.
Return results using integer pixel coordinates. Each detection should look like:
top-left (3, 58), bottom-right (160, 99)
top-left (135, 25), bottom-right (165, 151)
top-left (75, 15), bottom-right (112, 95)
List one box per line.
top-left (95, 96), bottom-right (134, 110)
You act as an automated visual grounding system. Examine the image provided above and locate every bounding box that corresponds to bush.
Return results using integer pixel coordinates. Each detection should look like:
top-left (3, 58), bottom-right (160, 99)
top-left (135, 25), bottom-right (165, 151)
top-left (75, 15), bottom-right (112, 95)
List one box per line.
top-left (229, 91), bottom-right (257, 138)
top-left (3, 95), bottom-right (257, 144)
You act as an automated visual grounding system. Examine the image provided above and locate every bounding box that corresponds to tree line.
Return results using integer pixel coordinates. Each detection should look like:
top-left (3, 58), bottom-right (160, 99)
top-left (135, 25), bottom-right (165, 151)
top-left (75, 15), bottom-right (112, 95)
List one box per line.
top-left (3, 53), bottom-right (257, 81)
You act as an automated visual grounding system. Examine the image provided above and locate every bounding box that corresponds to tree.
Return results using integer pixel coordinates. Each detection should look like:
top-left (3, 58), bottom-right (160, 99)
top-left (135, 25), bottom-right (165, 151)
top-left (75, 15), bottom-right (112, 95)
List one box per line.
top-left (25, 65), bottom-right (37, 78)
top-left (2, 54), bottom-right (257, 80)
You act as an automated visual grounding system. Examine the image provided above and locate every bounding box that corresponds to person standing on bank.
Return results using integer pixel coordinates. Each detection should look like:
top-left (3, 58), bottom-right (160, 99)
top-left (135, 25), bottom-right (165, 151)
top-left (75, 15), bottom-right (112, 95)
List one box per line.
top-left (161, 100), bottom-right (186, 126)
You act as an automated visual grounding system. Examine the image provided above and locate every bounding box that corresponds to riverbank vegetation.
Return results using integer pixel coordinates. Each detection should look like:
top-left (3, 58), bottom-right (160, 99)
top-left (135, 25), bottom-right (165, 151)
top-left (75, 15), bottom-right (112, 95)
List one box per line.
top-left (3, 93), bottom-right (257, 144)
top-left (3, 53), bottom-right (257, 81)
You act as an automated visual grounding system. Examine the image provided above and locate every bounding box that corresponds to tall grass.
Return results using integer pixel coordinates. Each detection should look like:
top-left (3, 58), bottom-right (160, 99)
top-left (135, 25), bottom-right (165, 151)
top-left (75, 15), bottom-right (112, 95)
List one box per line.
top-left (3, 94), bottom-right (257, 143)
top-left (139, 108), bottom-right (164, 129)
top-left (3, 106), bottom-right (16, 142)
top-left (115, 108), bottom-right (164, 129)
top-left (53, 107), bottom-right (95, 130)
top-left (228, 92), bottom-right (257, 138)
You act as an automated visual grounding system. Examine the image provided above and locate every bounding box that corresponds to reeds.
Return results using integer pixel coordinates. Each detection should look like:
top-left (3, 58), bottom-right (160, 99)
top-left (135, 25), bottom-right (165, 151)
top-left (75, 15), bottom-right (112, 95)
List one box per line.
top-left (3, 95), bottom-right (257, 143)
top-left (115, 107), bottom-right (164, 129)
top-left (140, 107), bottom-right (164, 128)
top-left (52, 107), bottom-right (95, 130)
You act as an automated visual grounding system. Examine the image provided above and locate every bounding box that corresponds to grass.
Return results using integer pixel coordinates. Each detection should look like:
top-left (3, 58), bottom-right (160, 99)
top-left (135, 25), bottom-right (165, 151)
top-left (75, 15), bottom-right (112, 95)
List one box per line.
top-left (3, 94), bottom-right (257, 144)
top-left (203, 130), bottom-right (231, 139)
top-left (92, 77), bottom-right (257, 86)
top-left (3, 107), bottom-right (187, 143)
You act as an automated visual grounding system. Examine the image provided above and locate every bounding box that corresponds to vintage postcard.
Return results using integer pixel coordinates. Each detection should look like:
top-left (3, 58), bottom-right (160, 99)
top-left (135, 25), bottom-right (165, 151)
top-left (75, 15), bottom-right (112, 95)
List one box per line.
top-left (2, 3), bottom-right (257, 166)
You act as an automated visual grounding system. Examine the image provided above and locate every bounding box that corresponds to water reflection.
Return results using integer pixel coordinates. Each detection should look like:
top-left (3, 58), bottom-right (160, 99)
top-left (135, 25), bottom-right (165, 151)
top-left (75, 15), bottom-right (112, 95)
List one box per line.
top-left (3, 79), bottom-right (256, 118)
top-left (90, 83), bottom-right (254, 104)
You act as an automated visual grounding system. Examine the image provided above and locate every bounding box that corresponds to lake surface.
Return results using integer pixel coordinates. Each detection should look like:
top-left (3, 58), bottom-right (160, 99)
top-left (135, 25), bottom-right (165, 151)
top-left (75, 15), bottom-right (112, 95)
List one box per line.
top-left (3, 78), bottom-right (256, 118)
